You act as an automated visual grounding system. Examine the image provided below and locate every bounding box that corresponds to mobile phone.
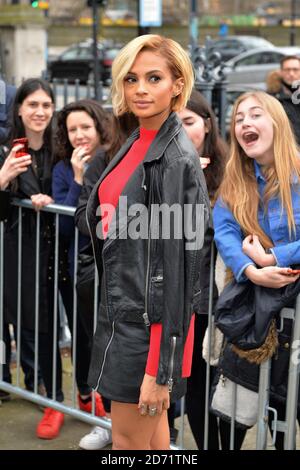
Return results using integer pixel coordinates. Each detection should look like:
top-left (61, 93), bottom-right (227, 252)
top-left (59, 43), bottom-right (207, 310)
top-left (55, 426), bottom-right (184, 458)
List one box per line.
top-left (286, 269), bottom-right (300, 275)
top-left (13, 138), bottom-right (29, 158)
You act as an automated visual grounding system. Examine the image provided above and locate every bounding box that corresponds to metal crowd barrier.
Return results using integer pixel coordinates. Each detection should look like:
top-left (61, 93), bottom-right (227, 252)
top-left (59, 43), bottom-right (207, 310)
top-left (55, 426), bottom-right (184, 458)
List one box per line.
top-left (0, 199), bottom-right (110, 433)
top-left (1, 199), bottom-right (300, 450)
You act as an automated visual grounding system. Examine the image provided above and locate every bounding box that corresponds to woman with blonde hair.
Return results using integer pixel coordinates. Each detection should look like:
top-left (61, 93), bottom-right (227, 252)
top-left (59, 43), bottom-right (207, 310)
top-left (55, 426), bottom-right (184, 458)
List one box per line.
top-left (85, 34), bottom-right (210, 450)
top-left (213, 90), bottom-right (300, 449)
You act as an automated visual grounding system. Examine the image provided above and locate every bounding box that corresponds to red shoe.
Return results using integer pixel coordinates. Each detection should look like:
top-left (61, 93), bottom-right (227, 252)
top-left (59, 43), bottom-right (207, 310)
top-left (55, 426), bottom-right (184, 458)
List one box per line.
top-left (78, 392), bottom-right (106, 417)
top-left (36, 408), bottom-right (64, 439)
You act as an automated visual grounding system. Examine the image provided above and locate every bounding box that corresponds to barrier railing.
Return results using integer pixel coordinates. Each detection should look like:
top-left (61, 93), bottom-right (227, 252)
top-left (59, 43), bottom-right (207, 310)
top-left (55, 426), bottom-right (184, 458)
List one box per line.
top-left (1, 199), bottom-right (299, 450)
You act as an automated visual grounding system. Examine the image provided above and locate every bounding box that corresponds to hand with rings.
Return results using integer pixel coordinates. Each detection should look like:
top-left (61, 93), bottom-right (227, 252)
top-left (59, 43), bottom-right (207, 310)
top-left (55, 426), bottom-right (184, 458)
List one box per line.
top-left (139, 403), bottom-right (158, 417)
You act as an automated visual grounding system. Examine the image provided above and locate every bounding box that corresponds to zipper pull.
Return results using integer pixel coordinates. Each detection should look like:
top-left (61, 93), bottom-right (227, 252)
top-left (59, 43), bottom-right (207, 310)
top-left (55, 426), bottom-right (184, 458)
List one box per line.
top-left (152, 274), bottom-right (163, 282)
top-left (168, 378), bottom-right (174, 393)
top-left (143, 312), bottom-right (150, 327)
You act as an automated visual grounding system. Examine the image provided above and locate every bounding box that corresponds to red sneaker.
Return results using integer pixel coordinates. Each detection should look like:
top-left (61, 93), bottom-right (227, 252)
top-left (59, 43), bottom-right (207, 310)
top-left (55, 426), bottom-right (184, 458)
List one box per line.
top-left (36, 408), bottom-right (64, 439)
top-left (78, 392), bottom-right (106, 417)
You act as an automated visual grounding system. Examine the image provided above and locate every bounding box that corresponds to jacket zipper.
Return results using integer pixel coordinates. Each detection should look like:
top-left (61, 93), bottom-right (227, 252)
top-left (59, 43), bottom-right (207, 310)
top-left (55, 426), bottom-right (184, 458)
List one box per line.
top-left (152, 274), bottom-right (163, 282)
top-left (143, 218), bottom-right (152, 327)
top-left (143, 169), bottom-right (155, 328)
top-left (86, 209), bottom-right (113, 389)
top-left (94, 321), bottom-right (115, 391)
top-left (167, 336), bottom-right (177, 392)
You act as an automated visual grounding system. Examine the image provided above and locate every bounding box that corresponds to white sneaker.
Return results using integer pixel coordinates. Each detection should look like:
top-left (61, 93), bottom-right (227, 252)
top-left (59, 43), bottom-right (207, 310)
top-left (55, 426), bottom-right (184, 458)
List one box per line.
top-left (79, 426), bottom-right (112, 450)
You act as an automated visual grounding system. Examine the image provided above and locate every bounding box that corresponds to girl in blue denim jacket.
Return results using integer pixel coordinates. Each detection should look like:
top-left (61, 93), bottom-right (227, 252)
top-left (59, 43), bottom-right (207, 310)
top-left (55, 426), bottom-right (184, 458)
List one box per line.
top-left (213, 90), bottom-right (300, 449)
top-left (214, 91), bottom-right (300, 287)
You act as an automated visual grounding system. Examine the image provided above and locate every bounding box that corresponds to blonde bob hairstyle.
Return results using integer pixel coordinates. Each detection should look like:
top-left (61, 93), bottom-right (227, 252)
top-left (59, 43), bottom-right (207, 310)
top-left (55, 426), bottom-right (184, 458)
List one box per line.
top-left (111, 34), bottom-right (194, 116)
top-left (219, 90), bottom-right (300, 246)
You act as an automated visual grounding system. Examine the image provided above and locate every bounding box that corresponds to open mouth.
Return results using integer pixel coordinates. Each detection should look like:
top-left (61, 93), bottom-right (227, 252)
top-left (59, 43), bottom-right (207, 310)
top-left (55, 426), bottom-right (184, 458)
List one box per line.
top-left (243, 132), bottom-right (259, 144)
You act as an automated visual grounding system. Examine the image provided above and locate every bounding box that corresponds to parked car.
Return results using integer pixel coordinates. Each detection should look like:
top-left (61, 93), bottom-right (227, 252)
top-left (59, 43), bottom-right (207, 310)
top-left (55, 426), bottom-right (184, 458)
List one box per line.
top-left (47, 39), bottom-right (121, 85)
top-left (206, 36), bottom-right (275, 62)
top-left (214, 47), bottom-right (288, 88)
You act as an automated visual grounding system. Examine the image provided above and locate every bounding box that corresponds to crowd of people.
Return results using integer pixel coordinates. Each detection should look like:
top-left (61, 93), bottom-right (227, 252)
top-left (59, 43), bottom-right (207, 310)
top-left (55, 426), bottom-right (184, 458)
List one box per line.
top-left (1, 36), bottom-right (300, 450)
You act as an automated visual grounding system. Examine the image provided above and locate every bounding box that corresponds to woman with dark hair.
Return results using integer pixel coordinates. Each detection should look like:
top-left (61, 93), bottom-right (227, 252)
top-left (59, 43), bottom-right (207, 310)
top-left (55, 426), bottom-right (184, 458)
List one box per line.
top-left (52, 99), bottom-right (111, 421)
top-left (178, 89), bottom-right (227, 449)
top-left (0, 78), bottom-right (66, 439)
top-left (53, 99), bottom-right (111, 270)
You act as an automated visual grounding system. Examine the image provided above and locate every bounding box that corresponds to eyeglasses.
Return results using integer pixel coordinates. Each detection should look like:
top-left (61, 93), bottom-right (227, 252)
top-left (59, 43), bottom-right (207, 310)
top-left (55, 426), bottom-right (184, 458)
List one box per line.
top-left (282, 68), bottom-right (300, 73)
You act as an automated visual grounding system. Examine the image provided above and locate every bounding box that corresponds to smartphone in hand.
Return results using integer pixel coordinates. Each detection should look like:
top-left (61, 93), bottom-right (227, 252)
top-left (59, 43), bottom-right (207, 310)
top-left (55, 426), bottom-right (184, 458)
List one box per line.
top-left (13, 138), bottom-right (29, 158)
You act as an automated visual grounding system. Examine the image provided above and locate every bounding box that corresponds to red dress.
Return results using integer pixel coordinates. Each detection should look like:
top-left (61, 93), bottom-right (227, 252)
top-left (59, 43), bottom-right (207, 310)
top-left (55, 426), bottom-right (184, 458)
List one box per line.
top-left (98, 127), bottom-right (194, 378)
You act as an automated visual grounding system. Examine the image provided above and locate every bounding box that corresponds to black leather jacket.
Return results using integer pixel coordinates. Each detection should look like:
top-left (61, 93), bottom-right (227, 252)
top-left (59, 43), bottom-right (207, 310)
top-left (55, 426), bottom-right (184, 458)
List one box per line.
top-left (86, 112), bottom-right (211, 389)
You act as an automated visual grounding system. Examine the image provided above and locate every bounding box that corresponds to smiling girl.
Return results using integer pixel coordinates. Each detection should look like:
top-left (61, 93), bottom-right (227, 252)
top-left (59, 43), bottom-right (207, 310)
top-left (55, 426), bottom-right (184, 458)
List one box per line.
top-left (213, 90), bottom-right (300, 448)
top-left (0, 78), bottom-right (67, 439)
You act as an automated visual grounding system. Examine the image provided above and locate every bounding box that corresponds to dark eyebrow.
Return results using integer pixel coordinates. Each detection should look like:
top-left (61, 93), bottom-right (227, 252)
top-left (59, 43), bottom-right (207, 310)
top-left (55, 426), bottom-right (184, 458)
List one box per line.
top-left (28, 100), bottom-right (52, 104)
top-left (236, 106), bottom-right (263, 116)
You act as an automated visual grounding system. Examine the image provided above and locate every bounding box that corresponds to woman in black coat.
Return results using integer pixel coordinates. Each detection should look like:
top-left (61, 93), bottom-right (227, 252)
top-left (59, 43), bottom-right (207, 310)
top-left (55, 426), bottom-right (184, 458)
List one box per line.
top-left (0, 78), bottom-right (65, 439)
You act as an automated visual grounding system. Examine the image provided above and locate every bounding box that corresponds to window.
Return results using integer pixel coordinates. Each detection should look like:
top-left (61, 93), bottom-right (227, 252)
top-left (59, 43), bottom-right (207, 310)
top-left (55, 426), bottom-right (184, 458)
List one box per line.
top-left (61, 48), bottom-right (81, 60)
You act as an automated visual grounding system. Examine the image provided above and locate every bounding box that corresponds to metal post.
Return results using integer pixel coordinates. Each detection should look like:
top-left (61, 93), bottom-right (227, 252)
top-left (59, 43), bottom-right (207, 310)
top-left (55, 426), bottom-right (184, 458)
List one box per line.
top-left (284, 295), bottom-right (300, 449)
top-left (16, 207), bottom-right (22, 388)
top-left (256, 359), bottom-right (272, 449)
top-left (52, 213), bottom-right (60, 401)
top-left (229, 383), bottom-right (237, 450)
top-left (290, 0), bottom-right (297, 46)
top-left (195, 81), bottom-right (214, 106)
top-left (34, 212), bottom-right (41, 395)
top-left (213, 79), bottom-right (228, 139)
top-left (92, 0), bottom-right (101, 101)
top-left (137, 0), bottom-right (150, 36)
top-left (204, 242), bottom-right (215, 450)
top-left (0, 222), bottom-right (4, 383)
top-left (189, 0), bottom-right (198, 56)
top-left (72, 228), bottom-right (79, 408)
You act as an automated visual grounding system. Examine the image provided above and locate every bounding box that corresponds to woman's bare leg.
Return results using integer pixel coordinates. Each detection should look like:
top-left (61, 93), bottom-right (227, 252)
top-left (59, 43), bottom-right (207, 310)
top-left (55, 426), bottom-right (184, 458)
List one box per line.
top-left (111, 401), bottom-right (170, 450)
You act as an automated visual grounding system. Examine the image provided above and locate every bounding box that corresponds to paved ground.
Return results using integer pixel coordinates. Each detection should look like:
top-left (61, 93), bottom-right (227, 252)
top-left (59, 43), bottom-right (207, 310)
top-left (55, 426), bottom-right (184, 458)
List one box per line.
top-left (0, 391), bottom-right (289, 451)
top-left (1, 304), bottom-right (299, 450)
top-left (1, 349), bottom-right (299, 450)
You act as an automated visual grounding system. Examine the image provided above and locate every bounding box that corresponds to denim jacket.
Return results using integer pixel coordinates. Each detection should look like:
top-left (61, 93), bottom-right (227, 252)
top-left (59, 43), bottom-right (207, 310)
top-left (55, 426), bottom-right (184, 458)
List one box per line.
top-left (213, 160), bottom-right (300, 282)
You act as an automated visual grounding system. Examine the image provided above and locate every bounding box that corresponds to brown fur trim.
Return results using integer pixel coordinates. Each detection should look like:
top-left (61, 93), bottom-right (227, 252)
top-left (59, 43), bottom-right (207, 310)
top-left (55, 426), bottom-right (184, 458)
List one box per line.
top-left (231, 319), bottom-right (278, 364)
top-left (224, 267), bottom-right (234, 285)
top-left (266, 69), bottom-right (282, 94)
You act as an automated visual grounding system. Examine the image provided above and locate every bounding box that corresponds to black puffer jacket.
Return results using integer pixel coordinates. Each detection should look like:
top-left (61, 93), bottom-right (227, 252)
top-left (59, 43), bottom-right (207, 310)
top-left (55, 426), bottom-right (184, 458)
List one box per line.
top-left (86, 112), bottom-right (211, 389)
top-left (216, 277), bottom-right (300, 406)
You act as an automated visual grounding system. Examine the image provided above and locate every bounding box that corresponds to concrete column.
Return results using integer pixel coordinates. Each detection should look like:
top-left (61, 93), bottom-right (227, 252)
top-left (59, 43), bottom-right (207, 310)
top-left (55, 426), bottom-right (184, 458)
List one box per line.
top-left (0, 5), bottom-right (47, 84)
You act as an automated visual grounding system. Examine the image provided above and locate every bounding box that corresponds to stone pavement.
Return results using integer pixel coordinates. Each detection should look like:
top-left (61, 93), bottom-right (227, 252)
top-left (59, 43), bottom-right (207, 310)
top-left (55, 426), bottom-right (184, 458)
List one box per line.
top-left (0, 392), bottom-right (285, 450)
top-left (0, 352), bottom-right (299, 450)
